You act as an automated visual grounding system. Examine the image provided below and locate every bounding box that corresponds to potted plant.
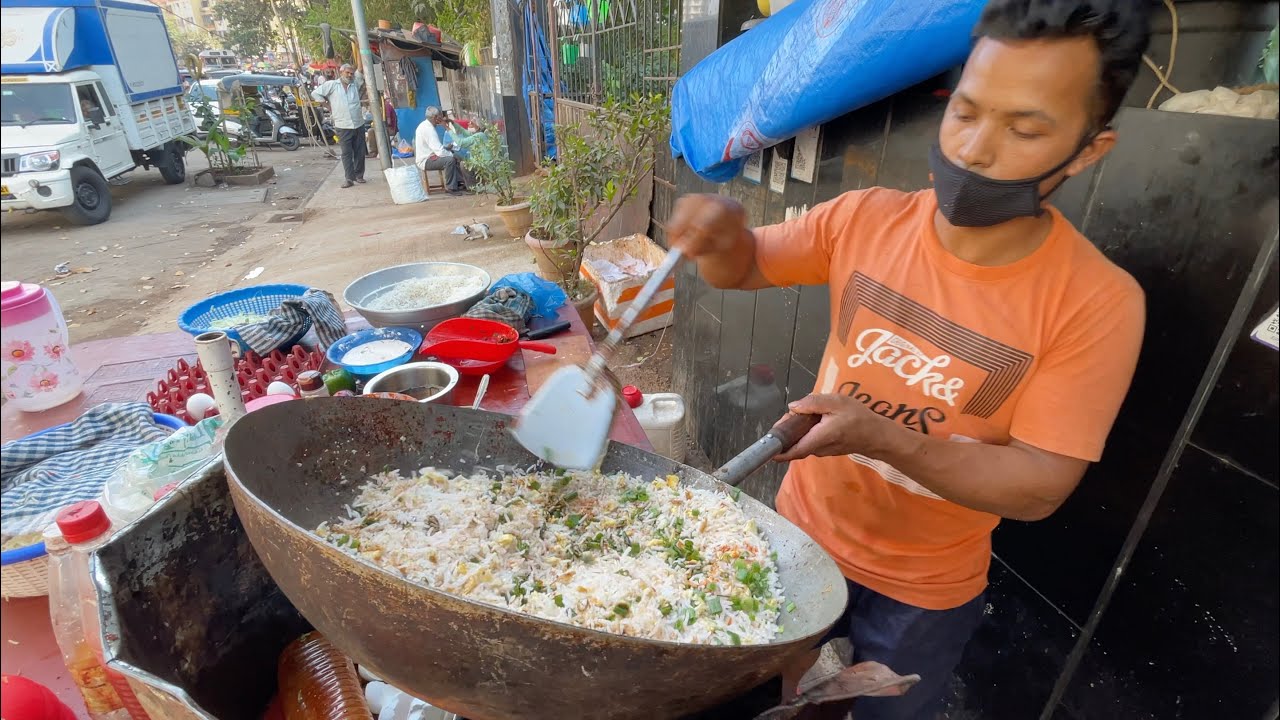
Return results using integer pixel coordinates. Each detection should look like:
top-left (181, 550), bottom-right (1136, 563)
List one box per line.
top-left (180, 99), bottom-right (274, 186)
top-left (462, 125), bottom-right (532, 238)
top-left (525, 95), bottom-right (668, 327)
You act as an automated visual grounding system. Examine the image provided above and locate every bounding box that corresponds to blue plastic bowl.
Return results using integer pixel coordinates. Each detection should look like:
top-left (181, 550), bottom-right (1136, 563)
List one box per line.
top-left (177, 284), bottom-right (312, 354)
top-left (0, 412), bottom-right (184, 566)
top-left (326, 327), bottom-right (422, 378)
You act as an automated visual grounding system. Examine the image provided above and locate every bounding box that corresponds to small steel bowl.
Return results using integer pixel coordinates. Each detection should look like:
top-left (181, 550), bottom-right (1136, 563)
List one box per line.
top-left (362, 362), bottom-right (459, 404)
top-left (343, 262), bottom-right (491, 334)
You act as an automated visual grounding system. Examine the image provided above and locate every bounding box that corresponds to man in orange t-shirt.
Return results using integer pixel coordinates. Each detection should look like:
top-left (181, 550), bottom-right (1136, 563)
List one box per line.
top-left (669, 1), bottom-right (1150, 717)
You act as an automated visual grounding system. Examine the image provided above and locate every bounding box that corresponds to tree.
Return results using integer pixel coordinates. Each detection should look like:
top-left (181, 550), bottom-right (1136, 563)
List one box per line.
top-left (294, 0), bottom-right (490, 61)
top-left (413, 0), bottom-right (490, 46)
top-left (166, 17), bottom-right (211, 63)
top-left (214, 0), bottom-right (281, 56)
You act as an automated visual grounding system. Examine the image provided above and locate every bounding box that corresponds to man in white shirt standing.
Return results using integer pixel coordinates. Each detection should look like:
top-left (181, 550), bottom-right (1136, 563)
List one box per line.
top-left (312, 63), bottom-right (366, 188)
top-left (414, 106), bottom-right (473, 195)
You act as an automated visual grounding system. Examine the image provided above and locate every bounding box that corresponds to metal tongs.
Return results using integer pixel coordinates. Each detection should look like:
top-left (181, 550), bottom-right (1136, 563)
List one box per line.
top-left (514, 248), bottom-right (683, 468)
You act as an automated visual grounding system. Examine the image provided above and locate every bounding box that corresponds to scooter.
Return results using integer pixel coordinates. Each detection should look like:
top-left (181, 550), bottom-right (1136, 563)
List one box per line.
top-left (218, 99), bottom-right (302, 151)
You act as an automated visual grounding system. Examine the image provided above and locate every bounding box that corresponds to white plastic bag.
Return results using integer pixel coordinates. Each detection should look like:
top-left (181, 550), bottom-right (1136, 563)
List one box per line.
top-left (384, 162), bottom-right (428, 204)
top-left (101, 417), bottom-right (223, 526)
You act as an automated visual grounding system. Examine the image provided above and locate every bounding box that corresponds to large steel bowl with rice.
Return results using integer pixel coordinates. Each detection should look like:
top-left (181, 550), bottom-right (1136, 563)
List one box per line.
top-left (344, 262), bottom-right (490, 333)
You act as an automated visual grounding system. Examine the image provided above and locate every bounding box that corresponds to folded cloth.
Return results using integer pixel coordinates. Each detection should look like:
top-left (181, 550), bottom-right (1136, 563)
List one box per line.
top-left (463, 287), bottom-right (534, 332)
top-left (1, 402), bottom-right (170, 537)
top-left (238, 288), bottom-right (348, 355)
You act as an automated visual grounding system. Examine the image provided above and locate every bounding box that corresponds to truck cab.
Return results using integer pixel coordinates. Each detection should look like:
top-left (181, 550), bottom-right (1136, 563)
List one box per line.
top-left (1, 0), bottom-right (197, 225)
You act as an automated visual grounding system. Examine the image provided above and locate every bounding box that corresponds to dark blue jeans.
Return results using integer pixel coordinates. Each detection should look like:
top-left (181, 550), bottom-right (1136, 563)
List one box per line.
top-left (818, 579), bottom-right (986, 720)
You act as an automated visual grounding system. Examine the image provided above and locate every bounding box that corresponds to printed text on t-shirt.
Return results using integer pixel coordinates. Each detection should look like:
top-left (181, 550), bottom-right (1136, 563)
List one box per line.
top-left (846, 328), bottom-right (965, 406)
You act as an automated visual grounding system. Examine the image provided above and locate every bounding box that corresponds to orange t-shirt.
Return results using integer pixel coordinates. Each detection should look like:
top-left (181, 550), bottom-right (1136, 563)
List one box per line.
top-left (754, 188), bottom-right (1144, 610)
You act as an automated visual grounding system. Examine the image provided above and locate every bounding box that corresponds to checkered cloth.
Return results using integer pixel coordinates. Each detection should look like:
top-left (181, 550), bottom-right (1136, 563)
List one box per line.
top-left (1, 403), bottom-right (170, 537)
top-left (238, 288), bottom-right (348, 355)
top-left (463, 287), bottom-right (534, 332)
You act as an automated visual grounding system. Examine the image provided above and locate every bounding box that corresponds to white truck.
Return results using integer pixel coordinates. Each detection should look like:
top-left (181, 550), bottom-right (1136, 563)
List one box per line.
top-left (1, 0), bottom-right (198, 225)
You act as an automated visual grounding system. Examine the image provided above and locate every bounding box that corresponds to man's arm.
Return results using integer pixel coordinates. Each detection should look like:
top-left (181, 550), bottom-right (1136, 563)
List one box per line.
top-left (773, 396), bottom-right (1084, 520)
top-left (310, 81), bottom-right (329, 104)
top-left (670, 192), bottom-right (851, 290)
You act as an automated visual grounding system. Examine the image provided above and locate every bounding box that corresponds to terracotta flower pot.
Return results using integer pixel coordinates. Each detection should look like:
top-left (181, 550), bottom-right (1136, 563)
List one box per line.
top-left (495, 198), bottom-right (533, 238)
top-left (523, 231), bottom-right (577, 283)
top-left (377, 19), bottom-right (392, 29)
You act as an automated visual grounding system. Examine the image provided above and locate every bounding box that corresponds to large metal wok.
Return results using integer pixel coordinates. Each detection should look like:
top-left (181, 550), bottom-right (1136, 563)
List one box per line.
top-left (223, 399), bottom-right (847, 720)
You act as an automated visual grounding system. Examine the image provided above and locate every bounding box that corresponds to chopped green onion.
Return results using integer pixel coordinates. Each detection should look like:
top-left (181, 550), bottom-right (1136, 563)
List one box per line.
top-left (727, 630), bottom-right (742, 646)
top-left (659, 600), bottom-right (673, 616)
top-left (554, 594), bottom-right (565, 607)
top-left (785, 601), bottom-right (797, 613)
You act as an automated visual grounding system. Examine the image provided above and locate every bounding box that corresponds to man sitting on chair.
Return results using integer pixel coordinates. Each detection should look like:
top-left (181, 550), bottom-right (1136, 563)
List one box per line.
top-left (414, 106), bottom-right (472, 195)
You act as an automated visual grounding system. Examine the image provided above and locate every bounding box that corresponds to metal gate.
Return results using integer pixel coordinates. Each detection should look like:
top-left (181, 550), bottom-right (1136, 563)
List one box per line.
top-left (538, 0), bottom-right (682, 244)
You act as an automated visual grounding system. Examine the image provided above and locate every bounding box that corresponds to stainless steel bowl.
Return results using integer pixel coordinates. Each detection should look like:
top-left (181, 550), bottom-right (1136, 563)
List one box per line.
top-left (363, 362), bottom-right (459, 404)
top-left (343, 262), bottom-right (491, 333)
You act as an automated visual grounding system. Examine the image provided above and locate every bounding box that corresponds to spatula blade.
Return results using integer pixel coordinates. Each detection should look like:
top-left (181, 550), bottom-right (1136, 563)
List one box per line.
top-left (513, 365), bottom-right (616, 469)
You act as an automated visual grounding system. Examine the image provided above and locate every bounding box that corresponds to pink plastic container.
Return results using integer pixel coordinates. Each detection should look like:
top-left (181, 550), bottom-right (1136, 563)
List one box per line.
top-left (1, 281), bottom-right (83, 411)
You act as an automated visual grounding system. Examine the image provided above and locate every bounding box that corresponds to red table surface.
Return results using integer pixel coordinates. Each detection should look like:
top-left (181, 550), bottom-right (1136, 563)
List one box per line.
top-left (2, 305), bottom-right (651, 716)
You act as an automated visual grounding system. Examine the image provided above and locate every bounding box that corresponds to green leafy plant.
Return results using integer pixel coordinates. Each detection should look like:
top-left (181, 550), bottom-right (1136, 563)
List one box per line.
top-left (462, 125), bottom-right (517, 206)
top-left (527, 94), bottom-right (669, 294)
top-left (412, 0), bottom-right (491, 46)
top-left (178, 100), bottom-right (255, 174)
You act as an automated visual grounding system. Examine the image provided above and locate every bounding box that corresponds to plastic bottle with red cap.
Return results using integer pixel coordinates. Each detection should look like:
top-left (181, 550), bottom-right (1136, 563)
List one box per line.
top-left (48, 502), bottom-right (152, 720)
top-left (621, 385), bottom-right (687, 463)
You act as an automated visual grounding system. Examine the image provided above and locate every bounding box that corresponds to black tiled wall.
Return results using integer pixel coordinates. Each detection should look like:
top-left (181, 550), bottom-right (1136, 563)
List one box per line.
top-left (672, 1), bottom-right (1280, 716)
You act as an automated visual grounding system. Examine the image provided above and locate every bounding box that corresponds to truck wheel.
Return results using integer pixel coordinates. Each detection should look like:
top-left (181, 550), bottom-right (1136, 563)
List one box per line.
top-left (61, 166), bottom-right (112, 226)
top-left (159, 148), bottom-right (186, 184)
top-left (279, 134), bottom-right (301, 151)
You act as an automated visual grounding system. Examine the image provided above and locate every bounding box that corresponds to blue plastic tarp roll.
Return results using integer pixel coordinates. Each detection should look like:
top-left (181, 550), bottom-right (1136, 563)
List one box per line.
top-left (670, 0), bottom-right (986, 182)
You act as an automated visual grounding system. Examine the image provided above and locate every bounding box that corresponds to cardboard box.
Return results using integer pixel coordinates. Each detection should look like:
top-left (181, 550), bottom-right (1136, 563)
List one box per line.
top-left (579, 234), bottom-right (675, 339)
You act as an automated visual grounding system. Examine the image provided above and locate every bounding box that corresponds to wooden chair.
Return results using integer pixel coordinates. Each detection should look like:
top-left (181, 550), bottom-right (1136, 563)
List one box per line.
top-left (422, 168), bottom-right (448, 194)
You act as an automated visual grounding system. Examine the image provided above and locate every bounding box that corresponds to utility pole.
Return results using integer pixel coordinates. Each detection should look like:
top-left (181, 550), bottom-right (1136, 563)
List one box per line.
top-left (348, 0), bottom-right (392, 169)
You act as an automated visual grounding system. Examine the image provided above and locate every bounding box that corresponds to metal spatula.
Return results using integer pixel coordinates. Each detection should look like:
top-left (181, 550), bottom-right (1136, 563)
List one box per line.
top-left (514, 248), bottom-right (683, 468)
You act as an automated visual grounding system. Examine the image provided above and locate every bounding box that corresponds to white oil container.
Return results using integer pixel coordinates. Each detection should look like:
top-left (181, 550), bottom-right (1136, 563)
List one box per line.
top-left (622, 385), bottom-right (687, 463)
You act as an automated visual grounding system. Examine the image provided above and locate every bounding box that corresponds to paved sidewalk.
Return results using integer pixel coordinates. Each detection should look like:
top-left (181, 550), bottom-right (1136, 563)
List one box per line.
top-left (138, 159), bottom-right (536, 334)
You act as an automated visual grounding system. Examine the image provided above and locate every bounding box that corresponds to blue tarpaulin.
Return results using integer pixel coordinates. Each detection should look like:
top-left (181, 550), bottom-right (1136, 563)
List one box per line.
top-left (670, 0), bottom-right (985, 182)
top-left (522, 1), bottom-right (557, 160)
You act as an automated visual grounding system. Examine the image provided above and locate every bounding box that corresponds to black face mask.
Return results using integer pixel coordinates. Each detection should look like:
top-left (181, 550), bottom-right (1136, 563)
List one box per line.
top-left (929, 136), bottom-right (1093, 228)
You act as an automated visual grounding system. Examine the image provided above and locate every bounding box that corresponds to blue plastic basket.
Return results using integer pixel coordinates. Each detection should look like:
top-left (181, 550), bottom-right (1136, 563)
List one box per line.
top-left (177, 284), bottom-right (312, 354)
top-left (0, 413), bottom-right (184, 598)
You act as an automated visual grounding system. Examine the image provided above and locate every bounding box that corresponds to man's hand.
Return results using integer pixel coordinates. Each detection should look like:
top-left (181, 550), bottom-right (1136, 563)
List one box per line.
top-left (669, 194), bottom-right (747, 257)
top-left (773, 394), bottom-right (898, 462)
top-left (668, 195), bottom-right (772, 290)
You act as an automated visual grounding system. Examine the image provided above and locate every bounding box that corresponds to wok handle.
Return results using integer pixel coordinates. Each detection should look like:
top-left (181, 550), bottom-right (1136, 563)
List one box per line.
top-left (712, 413), bottom-right (820, 487)
top-left (516, 341), bottom-right (558, 354)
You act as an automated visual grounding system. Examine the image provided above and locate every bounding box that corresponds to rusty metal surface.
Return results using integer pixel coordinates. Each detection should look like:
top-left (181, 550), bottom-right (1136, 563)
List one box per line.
top-left (93, 459), bottom-right (312, 720)
top-left (223, 398), bottom-right (848, 720)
